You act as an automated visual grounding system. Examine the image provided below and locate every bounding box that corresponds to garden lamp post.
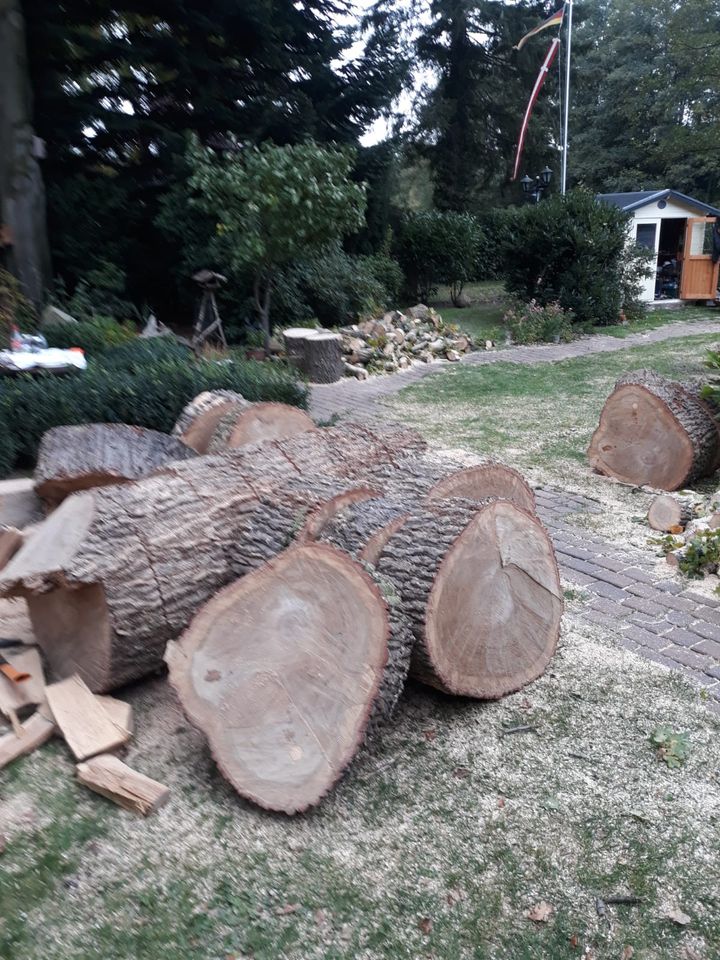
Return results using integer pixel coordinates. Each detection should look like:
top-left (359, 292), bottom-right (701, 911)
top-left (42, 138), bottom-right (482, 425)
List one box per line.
top-left (521, 166), bottom-right (553, 203)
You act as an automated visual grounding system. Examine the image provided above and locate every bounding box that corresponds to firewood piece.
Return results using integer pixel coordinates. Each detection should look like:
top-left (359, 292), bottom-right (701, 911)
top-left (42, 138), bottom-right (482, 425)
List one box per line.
top-left (33, 423), bottom-right (197, 506)
top-left (0, 645), bottom-right (45, 715)
top-left (647, 495), bottom-right (694, 533)
top-left (0, 479), bottom-right (43, 529)
top-left (283, 327), bottom-right (317, 369)
top-left (588, 370), bottom-right (720, 490)
top-left (0, 528), bottom-right (23, 570)
top-left (0, 711), bottom-right (56, 769)
top-left (45, 675), bottom-right (131, 759)
top-left (171, 390), bottom-right (250, 453)
top-left (76, 753), bottom-right (169, 815)
top-left (95, 695), bottom-right (134, 735)
top-left (166, 543), bottom-right (412, 814)
top-left (302, 332), bottom-right (344, 384)
top-left (208, 402), bottom-right (317, 453)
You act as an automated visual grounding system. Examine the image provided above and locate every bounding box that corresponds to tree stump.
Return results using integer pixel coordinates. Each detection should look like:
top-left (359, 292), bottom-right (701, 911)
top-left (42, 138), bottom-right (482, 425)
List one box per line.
top-left (207, 402), bottom-right (317, 453)
top-left (33, 423), bottom-right (197, 507)
top-left (165, 543), bottom-right (413, 814)
top-left (283, 328), bottom-right (317, 369)
top-left (588, 370), bottom-right (720, 490)
top-left (647, 494), bottom-right (695, 533)
top-left (303, 332), bottom-right (344, 384)
top-left (172, 390), bottom-right (250, 453)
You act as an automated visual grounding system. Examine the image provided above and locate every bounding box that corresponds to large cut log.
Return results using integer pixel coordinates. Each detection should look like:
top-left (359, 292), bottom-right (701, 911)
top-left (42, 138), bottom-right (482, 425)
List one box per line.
top-left (283, 327), bottom-right (317, 369)
top-left (588, 370), bottom-right (720, 490)
top-left (647, 494), bottom-right (695, 533)
top-left (172, 390), bottom-right (250, 453)
top-left (208, 402), bottom-right (317, 454)
top-left (302, 332), bottom-right (344, 384)
top-left (34, 424), bottom-right (197, 506)
top-left (324, 497), bottom-right (563, 698)
top-left (0, 425), bottom-right (423, 691)
top-left (166, 543), bottom-right (413, 814)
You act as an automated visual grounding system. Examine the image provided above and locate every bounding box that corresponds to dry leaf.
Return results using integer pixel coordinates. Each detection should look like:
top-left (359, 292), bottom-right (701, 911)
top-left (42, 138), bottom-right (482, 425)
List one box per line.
top-left (569, 934), bottom-right (578, 948)
top-left (526, 901), bottom-right (554, 923)
top-left (497, 796), bottom-right (506, 808)
top-left (418, 917), bottom-right (433, 935)
top-left (621, 947), bottom-right (634, 959)
top-left (275, 903), bottom-right (300, 916)
top-left (446, 888), bottom-right (467, 907)
top-left (423, 729), bottom-right (437, 742)
top-left (663, 906), bottom-right (691, 926)
top-left (453, 766), bottom-right (470, 779)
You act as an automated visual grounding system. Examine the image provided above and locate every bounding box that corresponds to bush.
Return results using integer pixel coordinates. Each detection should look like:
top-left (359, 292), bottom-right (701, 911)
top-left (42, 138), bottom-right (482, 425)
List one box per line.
top-left (503, 299), bottom-right (575, 345)
top-left (43, 316), bottom-right (137, 355)
top-left (497, 190), bottom-right (649, 327)
top-left (395, 211), bottom-right (485, 304)
top-left (0, 269), bottom-right (37, 347)
top-left (0, 341), bottom-right (307, 476)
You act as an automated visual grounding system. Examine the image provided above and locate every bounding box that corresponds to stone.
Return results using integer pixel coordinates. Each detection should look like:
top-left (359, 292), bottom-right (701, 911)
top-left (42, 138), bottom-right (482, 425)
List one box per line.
top-left (419, 350), bottom-right (433, 363)
top-left (408, 304), bottom-right (430, 321)
top-left (446, 349), bottom-right (461, 362)
top-left (392, 329), bottom-right (405, 345)
top-left (454, 292), bottom-right (472, 308)
top-left (41, 304), bottom-right (77, 327)
top-left (429, 338), bottom-right (446, 352)
top-left (485, 339), bottom-right (495, 351)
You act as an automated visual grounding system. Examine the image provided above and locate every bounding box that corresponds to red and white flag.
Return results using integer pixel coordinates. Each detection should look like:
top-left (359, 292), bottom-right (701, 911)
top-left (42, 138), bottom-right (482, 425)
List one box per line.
top-left (511, 38), bottom-right (560, 181)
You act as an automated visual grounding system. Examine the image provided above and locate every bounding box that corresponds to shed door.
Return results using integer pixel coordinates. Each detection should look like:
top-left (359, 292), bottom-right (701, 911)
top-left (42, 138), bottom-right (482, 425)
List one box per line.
top-left (680, 218), bottom-right (719, 300)
top-left (634, 218), bottom-right (661, 301)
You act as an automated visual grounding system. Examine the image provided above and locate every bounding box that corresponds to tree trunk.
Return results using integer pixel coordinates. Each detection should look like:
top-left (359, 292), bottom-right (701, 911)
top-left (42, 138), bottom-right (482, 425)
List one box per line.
top-left (1, 424), bottom-right (425, 691)
top-left (302, 332), bottom-right (344, 384)
top-left (283, 328), bottom-right (317, 370)
top-left (324, 497), bottom-right (563, 699)
top-left (207, 402), bottom-right (316, 454)
top-left (172, 390), bottom-right (250, 453)
top-left (588, 370), bottom-right (720, 490)
top-left (647, 494), bottom-right (695, 533)
top-left (34, 423), bottom-right (198, 506)
top-left (0, 0), bottom-right (51, 308)
top-left (165, 542), bottom-right (413, 814)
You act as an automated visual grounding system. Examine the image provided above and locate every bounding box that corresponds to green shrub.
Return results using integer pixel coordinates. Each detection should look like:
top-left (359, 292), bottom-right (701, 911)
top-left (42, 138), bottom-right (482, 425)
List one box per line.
top-left (43, 316), bottom-right (137, 356)
top-left (497, 190), bottom-right (649, 327)
top-left (0, 411), bottom-right (17, 478)
top-left (0, 269), bottom-right (37, 347)
top-left (0, 344), bottom-right (307, 476)
top-left (395, 211), bottom-right (484, 304)
top-left (503, 299), bottom-right (575, 345)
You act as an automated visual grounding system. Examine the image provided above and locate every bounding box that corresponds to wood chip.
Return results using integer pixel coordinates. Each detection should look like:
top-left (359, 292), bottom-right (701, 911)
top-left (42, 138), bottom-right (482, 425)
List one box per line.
top-left (0, 711), bottom-right (56, 769)
top-left (75, 753), bottom-right (169, 816)
top-left (526, 901), bottom-right (554, 923)
top-left (45, 675), bottom-right (131, 760)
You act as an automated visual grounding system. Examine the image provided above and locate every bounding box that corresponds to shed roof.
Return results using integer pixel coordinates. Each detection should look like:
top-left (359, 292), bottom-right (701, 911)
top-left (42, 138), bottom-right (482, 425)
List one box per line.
top-left (597, 189), bottom-right (720, 217)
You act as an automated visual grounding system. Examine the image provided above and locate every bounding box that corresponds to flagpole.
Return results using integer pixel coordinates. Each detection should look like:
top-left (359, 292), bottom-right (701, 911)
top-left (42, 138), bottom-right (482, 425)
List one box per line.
top-left (561, 0), bottom-right (573, 195)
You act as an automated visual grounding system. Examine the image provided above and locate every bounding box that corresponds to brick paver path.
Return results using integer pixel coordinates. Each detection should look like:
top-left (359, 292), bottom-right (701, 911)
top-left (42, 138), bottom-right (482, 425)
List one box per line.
top-left (310, 317), bottom-right (720, 708)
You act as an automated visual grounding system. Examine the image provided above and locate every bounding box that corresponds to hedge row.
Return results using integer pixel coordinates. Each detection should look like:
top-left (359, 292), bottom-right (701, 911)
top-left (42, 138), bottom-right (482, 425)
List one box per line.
top-left (0, 339), bottom-right (307, 478)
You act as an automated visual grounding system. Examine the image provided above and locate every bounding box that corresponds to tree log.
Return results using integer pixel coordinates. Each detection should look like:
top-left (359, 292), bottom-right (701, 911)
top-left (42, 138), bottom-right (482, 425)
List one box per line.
top-left (207, 402), bottom-right (316, 454)
top-left (171, 390), bottom-right (250, 453)
top-left (324, 497), bottom-right (562, 698)
top-left (647, 494), bottom-right (695, 533)
top-left (166, 543), bottom-right (413, 814)
top-left (588, 370), bottom-right (720, 490)
top-left (302, 332), bottom-right (344, 384)
top-left (1, 425), bottom-right (424, 691)
top-left (283, 327), bottom-right (317, 369)
top-left (33, 423), bottom-right (197, 506)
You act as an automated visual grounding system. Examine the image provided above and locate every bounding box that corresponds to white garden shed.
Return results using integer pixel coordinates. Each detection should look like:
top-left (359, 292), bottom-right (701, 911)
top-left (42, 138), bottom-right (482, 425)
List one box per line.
top-left (597, 190), bottom-right (720, 304)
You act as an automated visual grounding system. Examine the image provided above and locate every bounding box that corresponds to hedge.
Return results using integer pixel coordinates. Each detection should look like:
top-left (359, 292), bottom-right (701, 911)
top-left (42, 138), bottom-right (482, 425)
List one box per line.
top-left (0, 340), bottom-right (307, 478)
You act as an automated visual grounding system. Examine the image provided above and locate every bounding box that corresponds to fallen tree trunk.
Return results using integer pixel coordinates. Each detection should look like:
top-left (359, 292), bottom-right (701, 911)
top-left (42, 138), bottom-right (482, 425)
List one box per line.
top-left (34, 423), bottom-right (197, 506)
top-left (1, 425), bottom-right (423, 691)
top-left (172, 390), bottom-right (250, 453)
top-left (323, 497), bottom-right (562, 698)
top-left (208, 402), bottom-right (316, 454)
top-left (588, 370), bottom-right (720, 490)
top-left (647, 494), bottom-right (695, 533)
top-left (166, 543), bottom-right (413, 814)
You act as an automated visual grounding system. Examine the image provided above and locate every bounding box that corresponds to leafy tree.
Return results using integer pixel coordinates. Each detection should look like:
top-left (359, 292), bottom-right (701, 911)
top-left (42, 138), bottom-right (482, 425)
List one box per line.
top-left (396, 210), bottom-right (484, 302)
top-left (188, 140), bottom-right (366, 348)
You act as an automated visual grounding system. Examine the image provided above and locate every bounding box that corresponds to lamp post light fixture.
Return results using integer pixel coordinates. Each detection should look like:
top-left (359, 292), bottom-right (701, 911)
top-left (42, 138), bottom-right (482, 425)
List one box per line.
top-left (521, 166), bottom-right (553, 203)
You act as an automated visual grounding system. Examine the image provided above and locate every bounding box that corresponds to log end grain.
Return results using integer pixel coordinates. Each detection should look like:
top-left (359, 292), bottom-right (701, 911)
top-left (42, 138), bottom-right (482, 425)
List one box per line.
top-left (427, 463), bottom-right (536, 514)
top-left (209, 402), bottom-right (316, 454)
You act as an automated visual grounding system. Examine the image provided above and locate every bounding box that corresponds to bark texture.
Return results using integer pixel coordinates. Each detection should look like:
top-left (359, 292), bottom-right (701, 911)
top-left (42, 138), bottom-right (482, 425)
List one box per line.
top-left (207, 402), bottom-right (316, 454)
top-left (283, 328), bottom-right (317, 369)
top-left (34, 423), bottom-right (197, 506)
top-left (165, 543), bottom-right (412, 814)
top-left (303, 333), bottom-right (344, 384)
top-left (588, 370), bottom-right (720, 490)
top-left (171, 390), bottom-right (250, 453)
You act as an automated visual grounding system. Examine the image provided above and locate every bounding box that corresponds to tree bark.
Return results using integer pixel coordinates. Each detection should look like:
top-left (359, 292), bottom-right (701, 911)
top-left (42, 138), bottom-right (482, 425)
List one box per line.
top-left (283, 328), bottom-right (317, 370)
top-left (34, 423), bottom-right (197, 506)
top-left (165, 542), bottom-right (413, 814)
top-left (207, 402), bottom-right (316, 454)
top-left (172, 390), bottom-right (250, 453)
top-left (302, 332), bottom-right (344, 384)
top-left (588, 370), bottom-right (720, 490)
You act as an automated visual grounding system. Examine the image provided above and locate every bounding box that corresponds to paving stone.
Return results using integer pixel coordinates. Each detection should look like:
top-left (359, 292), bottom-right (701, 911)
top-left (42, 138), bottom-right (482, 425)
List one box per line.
top-left (659, 646), bottom-right (710, 671)
top-left (687, 620), bottom-right (720, 643)
top-left (621, 567), bottom-right (656, 584)
top-left (589, 569), bottom-right (634, 589)
top-left (556, 555), bottom-right (599, 578)
top-left (621, 626), bottom-right (670, 652)
top-left (665, 627), bottom-right (703, 649)
top-left (654, 594), bottom-right (702, 614)
top-left (682, 590), bottom-right (720, 608)
top-left (588, 598), bottom-right (624, 617)
top-left (664, 609), bottom-right (694, 628)
top-left (593, 556), bottom-right (629, 573)
top-left (653, 580), bottom-right (684, 595)
top-left (704, 664), bottom-right (720, 680)
top-left (590, 581), bottom-right (628, 601)
top-left (622, 596), bottom-right (666, 617)
top-left (690, 637), bottom-right (720, 660)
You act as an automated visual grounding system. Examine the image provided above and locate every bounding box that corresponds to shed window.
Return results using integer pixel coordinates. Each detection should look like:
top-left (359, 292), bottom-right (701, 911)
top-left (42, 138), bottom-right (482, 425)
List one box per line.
top-left (636, 223), bottom-right (657, 250)
top-left (689, 220), bottom-right (714, 256)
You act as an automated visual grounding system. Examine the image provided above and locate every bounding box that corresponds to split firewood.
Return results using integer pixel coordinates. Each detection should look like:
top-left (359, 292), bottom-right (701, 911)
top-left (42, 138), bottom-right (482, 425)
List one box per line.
top-left (171, 389), bottom-right (250, 453)
top-left (0, 528), bottom-right (23, 570)
top-left (207, 402), bottom-right (316, 454)
top-left (647, 494), bottom-right (696, 533)
top-left (76, 753), bottom-right (169, 816)
top-left (0, 711), bottom-right (56, 769)
top-left (45, 675), bottom-right (131, 760)
top-left (95, 695), bottom-right (134, 735)
top-left (589, 370), bottom-right (720, 490)
top-left (323, 497), bottom-right (563, 698)
top-left (344, 361), bottom-right (369, 381)
top-left (166, 543), bottom-right (413, 814)
top-left (33, 423), bottom-right (197, 506)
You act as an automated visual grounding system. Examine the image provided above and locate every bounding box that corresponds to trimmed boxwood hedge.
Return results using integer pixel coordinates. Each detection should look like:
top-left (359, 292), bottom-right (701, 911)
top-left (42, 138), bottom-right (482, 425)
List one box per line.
top-left (0, 340), bottom-right (307, 478)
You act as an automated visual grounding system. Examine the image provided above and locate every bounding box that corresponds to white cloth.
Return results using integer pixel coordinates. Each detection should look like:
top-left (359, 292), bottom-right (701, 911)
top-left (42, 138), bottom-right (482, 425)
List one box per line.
top-left (0, 348), bottom-right (87, 372)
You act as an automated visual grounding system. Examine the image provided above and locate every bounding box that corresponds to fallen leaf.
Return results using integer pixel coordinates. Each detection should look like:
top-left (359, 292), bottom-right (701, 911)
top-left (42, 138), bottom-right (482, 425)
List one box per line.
top-left (621, 947), bottom-right (634, 959)
top-left (275, 903), bottom-right (300, 916)
top-left (453, 766), bottom-right (470, 779)
top-left (446, 888), bottom-right (467, 907)
top-left (569, 934), bottom-right (578, 948)
top-left (497, 796), bottom-right (506, 808)
top-left (423, 729), bottom-right (437, 742)
top-left (418, 917), bottom-right (433, 935)
top-left (526, 901), bottom-right (554, 923)
top-left (663, 906), bottom-right (691, 926)
top-left (521, 698), bottom-right (532, 710)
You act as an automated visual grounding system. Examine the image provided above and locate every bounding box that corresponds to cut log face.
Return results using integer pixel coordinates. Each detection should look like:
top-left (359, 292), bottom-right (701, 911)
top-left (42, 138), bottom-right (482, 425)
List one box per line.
top-left (172, 390), bottom-right (250, 453)
top-left (208, 402), bottom-right (317, 454)
top-left (427, 464), bottom-right (536, 514)
top-left (34, 423), bottom-right (197, 506)
top-left (647, 494), bottom-right (693, 533)
top-left (588, 370), bottom-right (720, 490)
top-left (165, 544), bottom-right (395, 814)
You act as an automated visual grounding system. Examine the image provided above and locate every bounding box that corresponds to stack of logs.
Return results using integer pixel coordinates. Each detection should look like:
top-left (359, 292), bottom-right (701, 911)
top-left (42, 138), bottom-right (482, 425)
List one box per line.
top-left (0, 392), bottom-right (562, 815)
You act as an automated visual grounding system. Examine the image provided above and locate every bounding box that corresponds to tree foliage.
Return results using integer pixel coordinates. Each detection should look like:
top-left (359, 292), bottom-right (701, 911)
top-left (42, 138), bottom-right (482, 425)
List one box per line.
top-left (396, 211), bottom-right (485, 302)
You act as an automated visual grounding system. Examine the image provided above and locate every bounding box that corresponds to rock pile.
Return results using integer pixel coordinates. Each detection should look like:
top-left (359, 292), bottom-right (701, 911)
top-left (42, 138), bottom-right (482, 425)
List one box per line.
top-left (339, 304), bottom-right (474, 379)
